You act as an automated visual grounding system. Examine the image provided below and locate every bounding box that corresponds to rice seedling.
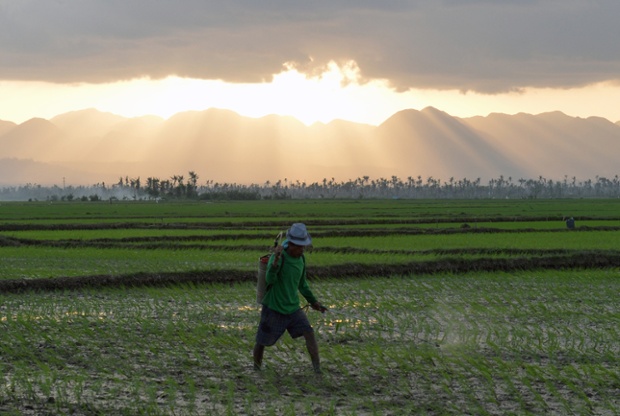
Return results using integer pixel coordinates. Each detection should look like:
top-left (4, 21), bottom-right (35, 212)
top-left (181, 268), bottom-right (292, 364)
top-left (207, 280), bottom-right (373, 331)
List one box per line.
top-left (0, 199), bottom-right (618, 414)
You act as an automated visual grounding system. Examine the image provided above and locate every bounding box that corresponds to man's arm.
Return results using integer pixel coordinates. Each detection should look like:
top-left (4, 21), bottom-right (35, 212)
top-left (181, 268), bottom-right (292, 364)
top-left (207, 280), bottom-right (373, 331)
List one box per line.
top-left (265, 246), bottom-right (283, 284)
top-left (311, 302), bottom-right (328, 313)
top-left (298, 270), bottom-right (327, 313)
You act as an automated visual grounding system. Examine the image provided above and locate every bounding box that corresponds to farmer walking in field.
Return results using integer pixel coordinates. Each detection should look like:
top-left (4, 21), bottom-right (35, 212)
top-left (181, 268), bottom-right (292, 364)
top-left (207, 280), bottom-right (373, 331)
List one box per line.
top-left (253, 223), bottom-right (327, 374)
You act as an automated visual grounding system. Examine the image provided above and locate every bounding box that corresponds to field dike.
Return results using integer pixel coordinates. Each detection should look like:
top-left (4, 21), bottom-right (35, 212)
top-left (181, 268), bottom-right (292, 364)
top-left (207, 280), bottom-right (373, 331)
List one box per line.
top-left (1, 221), bottom-right (620, 293)
top-left (1, 249), bottom-right (619, 293)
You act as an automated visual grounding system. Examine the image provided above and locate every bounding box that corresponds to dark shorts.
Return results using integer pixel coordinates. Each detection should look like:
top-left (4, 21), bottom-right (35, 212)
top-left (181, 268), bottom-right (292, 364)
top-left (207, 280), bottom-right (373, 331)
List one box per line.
top-left (255, 305), bottom-right (313, 346)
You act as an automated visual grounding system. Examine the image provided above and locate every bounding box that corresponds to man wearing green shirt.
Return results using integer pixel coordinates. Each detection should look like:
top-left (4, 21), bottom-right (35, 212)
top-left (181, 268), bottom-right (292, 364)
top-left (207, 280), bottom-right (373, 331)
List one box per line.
top-left (253, 223), bottom-right (327, 374)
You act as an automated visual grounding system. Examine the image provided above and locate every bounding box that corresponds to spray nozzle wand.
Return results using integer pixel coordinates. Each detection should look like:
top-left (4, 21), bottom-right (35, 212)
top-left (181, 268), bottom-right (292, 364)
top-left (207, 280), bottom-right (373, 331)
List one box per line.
top-left (274, 232), bottom-right (283, 248)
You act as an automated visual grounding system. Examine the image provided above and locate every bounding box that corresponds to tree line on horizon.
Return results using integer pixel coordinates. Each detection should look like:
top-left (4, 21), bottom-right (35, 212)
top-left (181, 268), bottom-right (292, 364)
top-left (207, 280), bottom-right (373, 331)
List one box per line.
top-left (2, 172), bottom-right (620, 201)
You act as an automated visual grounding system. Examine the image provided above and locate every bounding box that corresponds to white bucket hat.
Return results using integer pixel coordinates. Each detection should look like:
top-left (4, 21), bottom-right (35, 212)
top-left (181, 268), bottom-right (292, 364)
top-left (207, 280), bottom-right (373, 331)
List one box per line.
top-left (286, 223), bottom-right (312, 246)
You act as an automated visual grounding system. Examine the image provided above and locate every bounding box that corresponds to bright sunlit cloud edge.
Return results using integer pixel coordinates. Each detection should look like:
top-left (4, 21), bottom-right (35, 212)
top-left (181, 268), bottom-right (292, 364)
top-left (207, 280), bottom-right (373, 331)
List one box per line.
top-left (2, 61), bottom-right (620, 126)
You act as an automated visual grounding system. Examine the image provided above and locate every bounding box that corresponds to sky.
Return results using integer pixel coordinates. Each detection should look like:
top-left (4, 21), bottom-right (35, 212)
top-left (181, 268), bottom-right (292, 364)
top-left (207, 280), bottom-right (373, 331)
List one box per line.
top-left (2, 0), bottom-right (620, 126)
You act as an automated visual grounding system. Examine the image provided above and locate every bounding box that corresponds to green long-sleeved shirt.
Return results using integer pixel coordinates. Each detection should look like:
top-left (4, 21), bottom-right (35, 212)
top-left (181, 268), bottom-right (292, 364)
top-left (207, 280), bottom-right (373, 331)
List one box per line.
top-left (261, 250), bottom-right (317, 314)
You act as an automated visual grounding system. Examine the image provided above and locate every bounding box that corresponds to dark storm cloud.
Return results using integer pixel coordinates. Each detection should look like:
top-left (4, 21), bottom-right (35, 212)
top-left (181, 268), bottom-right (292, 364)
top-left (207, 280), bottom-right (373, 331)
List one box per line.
top-left (1, 0), bottom-right (619, 92)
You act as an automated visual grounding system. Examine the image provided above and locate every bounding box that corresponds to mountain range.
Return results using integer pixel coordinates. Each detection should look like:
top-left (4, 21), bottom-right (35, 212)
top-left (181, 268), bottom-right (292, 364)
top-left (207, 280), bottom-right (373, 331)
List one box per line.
top-left (1, 107), bottom-right (619, 186)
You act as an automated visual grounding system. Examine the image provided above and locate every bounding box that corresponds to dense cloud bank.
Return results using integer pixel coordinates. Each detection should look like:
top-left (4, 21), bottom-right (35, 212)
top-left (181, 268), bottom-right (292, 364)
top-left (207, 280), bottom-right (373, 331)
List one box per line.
top-left (2, 1), bottom-right (620, 92)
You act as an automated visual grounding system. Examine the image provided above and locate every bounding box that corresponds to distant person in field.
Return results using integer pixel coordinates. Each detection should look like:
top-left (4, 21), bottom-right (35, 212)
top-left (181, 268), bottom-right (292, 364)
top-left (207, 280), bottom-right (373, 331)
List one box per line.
top-left (253, 223), bottom-right (327, 374)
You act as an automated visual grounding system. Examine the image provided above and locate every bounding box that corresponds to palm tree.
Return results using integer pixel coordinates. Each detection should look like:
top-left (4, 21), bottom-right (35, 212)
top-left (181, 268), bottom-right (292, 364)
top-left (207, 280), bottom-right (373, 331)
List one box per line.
top-left (188, 171), bottom-right (199, 197)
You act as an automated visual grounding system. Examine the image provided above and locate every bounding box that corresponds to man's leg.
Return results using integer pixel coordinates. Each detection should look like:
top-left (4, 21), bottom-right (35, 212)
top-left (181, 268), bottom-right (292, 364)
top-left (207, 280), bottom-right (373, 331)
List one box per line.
top-left (303, 331), bottom-right (321, 373)
top-left (253, 343), bottom-right (265, 370)
top-left (254, 305), bottom-right (283, 371)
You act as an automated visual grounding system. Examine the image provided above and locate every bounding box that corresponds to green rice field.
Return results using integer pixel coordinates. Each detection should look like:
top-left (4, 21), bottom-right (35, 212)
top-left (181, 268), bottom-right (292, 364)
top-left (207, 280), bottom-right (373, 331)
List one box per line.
top-left (0, 199), bottom-right (618, 415)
